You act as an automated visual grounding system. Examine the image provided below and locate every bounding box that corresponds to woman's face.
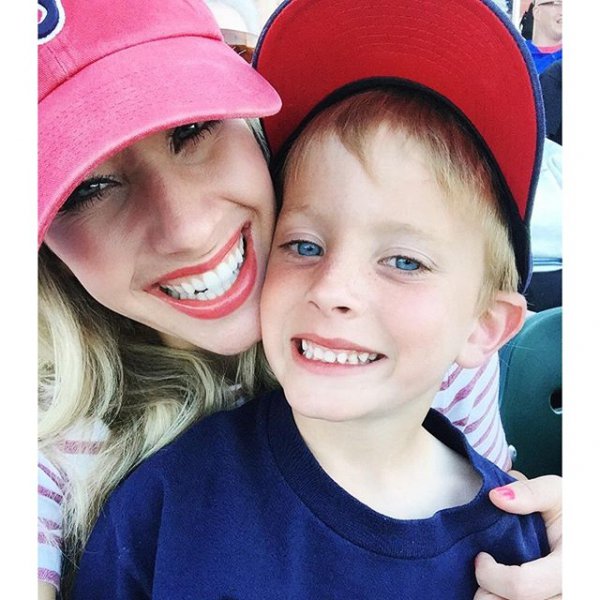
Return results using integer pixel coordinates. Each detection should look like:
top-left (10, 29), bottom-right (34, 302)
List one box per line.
top-left (44, 119), bottom-right (276, 354)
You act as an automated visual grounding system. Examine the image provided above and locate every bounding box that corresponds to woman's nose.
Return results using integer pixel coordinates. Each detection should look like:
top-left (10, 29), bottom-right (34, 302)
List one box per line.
top-left (142, 177), bottom-right (227, 256)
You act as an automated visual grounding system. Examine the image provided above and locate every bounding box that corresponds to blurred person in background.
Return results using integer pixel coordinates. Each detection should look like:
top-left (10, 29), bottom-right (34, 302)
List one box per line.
top-left (206, 0), bottom-right (261, 34)
top-left (525, 0), bottom-right (563, 74)
top-left (539, 58), bottom-right (562, 145)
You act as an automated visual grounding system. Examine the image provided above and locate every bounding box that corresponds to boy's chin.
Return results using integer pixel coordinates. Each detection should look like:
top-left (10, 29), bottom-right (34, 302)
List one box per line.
top-left (285, 387), bottom-right (372, 424)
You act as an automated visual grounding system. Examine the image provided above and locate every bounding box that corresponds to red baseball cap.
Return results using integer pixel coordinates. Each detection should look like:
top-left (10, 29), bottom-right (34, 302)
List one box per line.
top-left (38, 0), bottom-right (281, 245)
top-left (254, 0), bottom-right (545, 291)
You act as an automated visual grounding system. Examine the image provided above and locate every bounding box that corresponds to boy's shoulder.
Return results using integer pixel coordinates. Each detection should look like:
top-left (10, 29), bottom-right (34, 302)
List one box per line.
top-left (424, 408), bottom-right (516, 490)
top-left (107, 390), bottom-right (279, 504)
top-left (157, 392), bottom-right (264, 457)
top-left (156, 390), bottom-right (277, 459)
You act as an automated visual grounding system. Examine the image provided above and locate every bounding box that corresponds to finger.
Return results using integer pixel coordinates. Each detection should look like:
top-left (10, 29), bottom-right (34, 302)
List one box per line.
top-left (488, 475), bottom-right (562, 520)
top-left (475, 551), bottom-right (562, 600)
top-left (506, 469), bottom-right (527, 481)
top-left (473, 588), bottom-right (506, 600)
top-left (474, 579), bottom-right (562, 600)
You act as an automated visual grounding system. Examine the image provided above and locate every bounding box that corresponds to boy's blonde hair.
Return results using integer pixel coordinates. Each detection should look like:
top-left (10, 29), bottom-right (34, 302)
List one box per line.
top-left (280, 88), bottom-right (519, 312)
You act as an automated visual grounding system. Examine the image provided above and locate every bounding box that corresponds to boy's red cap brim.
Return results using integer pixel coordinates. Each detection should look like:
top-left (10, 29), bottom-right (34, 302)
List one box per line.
top-left (254, 0), bottom-right (545, 290)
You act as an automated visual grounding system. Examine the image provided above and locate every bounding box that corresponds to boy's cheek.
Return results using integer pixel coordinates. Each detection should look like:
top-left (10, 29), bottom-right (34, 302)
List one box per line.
top-left (259, 276), bottom-right (290, 376)
top-left (261, 254), bottom-right (293, 292)
top-left (259, 262), bottom-right (289, 329)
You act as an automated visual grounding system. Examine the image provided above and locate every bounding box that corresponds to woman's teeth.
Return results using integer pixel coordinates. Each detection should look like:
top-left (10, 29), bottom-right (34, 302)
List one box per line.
top-left (160, 236), bottom-right (244, 301)
top-left (300, 339), bottom-right (378, 365)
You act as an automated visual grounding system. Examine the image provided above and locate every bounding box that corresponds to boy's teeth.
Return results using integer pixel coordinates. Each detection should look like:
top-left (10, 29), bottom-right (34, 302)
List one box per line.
top-left (160, 234), bottom-right (245, 301)
top-left (323, 350), bottom-right (336, 363)
top-left (300, 340), bottom-right (378, 365)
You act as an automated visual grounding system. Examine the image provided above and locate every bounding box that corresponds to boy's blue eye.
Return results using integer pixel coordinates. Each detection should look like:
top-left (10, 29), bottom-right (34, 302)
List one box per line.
top-left (393, 257), bottom-right (420, 271)
top-left (290, 241), bottom-right (323, 256)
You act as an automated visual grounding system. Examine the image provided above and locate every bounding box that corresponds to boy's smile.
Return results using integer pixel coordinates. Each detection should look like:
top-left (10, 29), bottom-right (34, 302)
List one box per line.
top-left (260, 128), bottom-right (488, 425)
top-left (296, 335), bottom-right (381, 366)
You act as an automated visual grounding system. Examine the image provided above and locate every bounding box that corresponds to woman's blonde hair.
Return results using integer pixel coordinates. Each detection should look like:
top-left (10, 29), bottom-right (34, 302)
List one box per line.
top-left (38, 245), bottom-right (273, 582)
top-left (281, 88), bottom-right (519, 311)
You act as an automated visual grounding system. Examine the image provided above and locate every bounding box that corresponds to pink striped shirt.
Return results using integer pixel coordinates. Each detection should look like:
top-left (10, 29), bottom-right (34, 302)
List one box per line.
top-left (37, 454), bottom-right (64, 590)
top-left (38, 421), bottom-right (108, 591)
top-left (433, 354), bottom-right (511, 470)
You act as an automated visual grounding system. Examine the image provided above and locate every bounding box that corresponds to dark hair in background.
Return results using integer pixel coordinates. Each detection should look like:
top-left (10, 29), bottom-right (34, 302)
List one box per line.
top-left (520, 2), bottom-right (534, 39)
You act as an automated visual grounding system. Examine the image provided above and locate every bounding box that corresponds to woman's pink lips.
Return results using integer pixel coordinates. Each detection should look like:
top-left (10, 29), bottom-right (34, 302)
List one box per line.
top-left (146, 226), bottom-right (258, 320)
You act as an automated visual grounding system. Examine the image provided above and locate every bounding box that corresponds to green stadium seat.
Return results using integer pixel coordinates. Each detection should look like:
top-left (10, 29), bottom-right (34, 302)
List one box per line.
top-left (498, 307), bottom-right (562, 478)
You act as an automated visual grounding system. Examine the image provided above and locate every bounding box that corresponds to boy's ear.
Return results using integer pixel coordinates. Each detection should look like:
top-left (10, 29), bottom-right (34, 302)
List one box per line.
top-left (456, 292), bottom-right (527, 369)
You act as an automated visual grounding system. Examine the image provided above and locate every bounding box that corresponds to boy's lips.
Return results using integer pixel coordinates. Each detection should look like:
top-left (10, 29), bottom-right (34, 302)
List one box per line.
top-left (292, 334), bottom-right (384, 367)
top-left (147, 225), bottom-right (258, 320)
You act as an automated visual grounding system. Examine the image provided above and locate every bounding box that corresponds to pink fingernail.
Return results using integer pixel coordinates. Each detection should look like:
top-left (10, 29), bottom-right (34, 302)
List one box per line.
top-left (494, 486), bottom-right (515, 500)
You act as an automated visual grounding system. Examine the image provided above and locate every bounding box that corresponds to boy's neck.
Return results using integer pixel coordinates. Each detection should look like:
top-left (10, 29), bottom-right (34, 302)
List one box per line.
top-left (292, 400), bottom-right (481, 519)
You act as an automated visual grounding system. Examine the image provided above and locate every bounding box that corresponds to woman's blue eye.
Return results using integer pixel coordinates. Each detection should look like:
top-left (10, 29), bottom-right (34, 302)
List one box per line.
top-left (393, 256), bottom-right (420, 271)
top-left (170, 120), bottom-right (219, 154)
top-left (291, 241), bottom-right (323, 256)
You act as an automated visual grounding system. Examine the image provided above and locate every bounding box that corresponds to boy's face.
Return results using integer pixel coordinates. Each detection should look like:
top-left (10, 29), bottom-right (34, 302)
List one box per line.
top-left (260, 129), bottom-right (487, 424)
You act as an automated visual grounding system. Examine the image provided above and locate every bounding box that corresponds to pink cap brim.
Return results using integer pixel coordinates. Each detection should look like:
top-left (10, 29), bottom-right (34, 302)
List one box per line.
top-left (39, 35), bottom-right (281, 244)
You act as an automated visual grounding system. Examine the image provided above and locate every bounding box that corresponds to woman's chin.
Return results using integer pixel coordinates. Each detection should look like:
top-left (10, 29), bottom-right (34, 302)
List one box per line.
top-left (157, 320), bottom-right (261, 355)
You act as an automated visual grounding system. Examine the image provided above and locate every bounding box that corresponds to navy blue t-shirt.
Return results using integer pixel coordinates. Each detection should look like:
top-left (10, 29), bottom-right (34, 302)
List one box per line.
top-left (73, 390), bottom-right (548, 599)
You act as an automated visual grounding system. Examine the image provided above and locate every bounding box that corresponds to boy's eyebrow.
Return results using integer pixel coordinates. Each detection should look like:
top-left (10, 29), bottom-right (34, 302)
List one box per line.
top-left (278, 202), bottom-right (318, 218)
top-left (375, 222), bottom-right (441, 245)
top-left (279, 203), bottom-right (440, 243)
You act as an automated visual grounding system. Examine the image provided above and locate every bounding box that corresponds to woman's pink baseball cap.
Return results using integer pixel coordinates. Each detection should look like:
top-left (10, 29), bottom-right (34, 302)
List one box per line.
top-left (254, 0), bottom-right (545, 291)
top-left (38, 0), bottom-right (281, 245)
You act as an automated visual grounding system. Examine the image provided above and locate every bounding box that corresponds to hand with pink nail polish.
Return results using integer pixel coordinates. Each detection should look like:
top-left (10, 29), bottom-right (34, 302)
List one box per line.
top-left (473, 473), bottom-right (562, 600)
top-left (490, 485), bottom-right (516, 501)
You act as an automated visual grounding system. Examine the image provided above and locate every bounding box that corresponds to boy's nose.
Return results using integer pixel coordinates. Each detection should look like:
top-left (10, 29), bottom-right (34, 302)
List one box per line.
top-left (306, 256), bottom-right (367, 317)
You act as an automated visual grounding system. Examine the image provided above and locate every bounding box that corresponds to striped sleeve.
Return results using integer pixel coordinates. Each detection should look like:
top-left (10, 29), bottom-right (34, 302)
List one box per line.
top-left (38, 421), bottom-right (108, 591)
top-left (432, 353), bottom-right (512, 471)
top-left (38, 451), bottom-right (64, 591)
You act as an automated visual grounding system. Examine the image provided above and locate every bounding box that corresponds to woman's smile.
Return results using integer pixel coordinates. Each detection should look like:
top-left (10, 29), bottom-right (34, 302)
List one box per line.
top-left (147, 225), bottom-right (260, 320)
top-left (45, 119), bottom-right (276, 352)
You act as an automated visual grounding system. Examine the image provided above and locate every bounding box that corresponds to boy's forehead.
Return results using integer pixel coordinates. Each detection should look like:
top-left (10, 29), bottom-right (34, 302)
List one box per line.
top-left (283, 125), bottom-right (437, 200)
top-left (279, 134), bottom-right (465, 235)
